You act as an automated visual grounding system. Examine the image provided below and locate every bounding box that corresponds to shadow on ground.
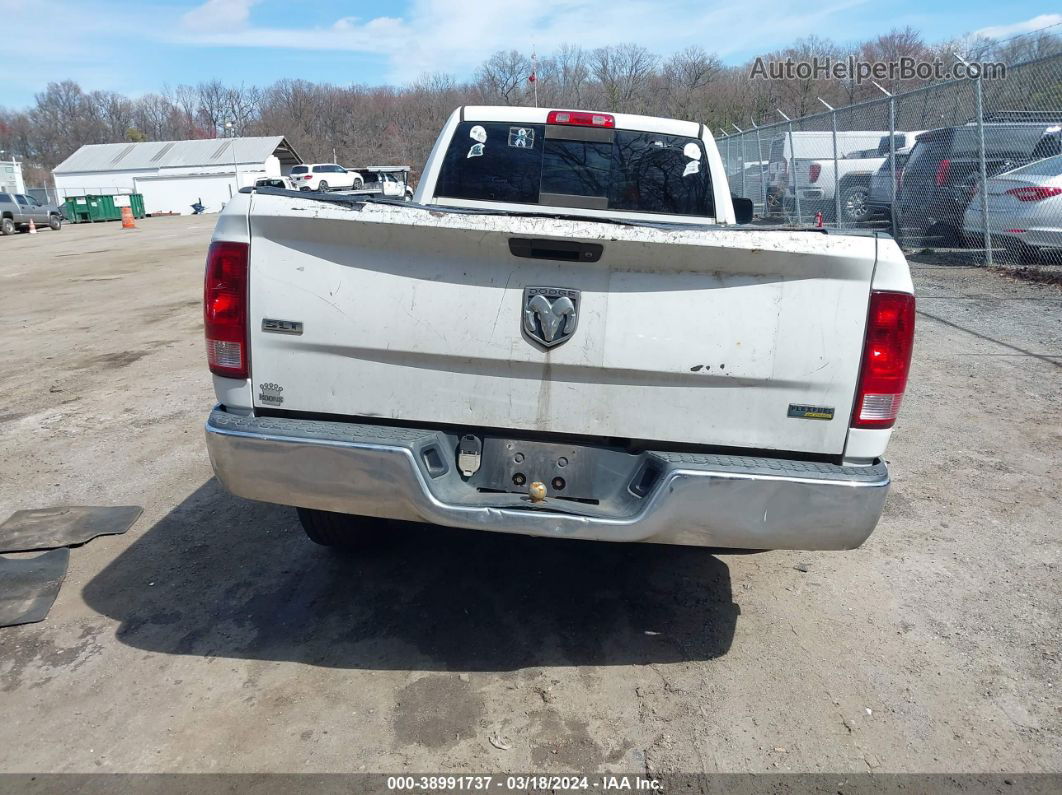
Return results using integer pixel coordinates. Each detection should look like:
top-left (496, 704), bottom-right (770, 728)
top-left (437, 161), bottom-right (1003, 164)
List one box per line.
top-left (83, 479), bottom-right (739, 671)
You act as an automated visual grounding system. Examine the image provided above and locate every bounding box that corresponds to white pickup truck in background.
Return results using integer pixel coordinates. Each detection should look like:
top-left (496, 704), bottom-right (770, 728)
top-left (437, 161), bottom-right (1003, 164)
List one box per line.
top-left (203, 106), bottom-right (915, 552)
top-left (769, 131), bottom-right (923, 223)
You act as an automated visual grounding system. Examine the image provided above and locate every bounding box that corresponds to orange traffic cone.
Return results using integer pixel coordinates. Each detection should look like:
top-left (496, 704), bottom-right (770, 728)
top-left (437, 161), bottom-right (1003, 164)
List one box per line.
top-left (28, 218), bottom-right (37, 234)
top-left (121, 206), bottom-right (136, 229)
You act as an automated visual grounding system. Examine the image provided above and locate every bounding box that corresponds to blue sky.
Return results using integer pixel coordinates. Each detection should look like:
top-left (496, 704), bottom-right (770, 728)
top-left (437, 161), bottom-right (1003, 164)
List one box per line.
top-left (1, 0), bottom-right (1059, 108)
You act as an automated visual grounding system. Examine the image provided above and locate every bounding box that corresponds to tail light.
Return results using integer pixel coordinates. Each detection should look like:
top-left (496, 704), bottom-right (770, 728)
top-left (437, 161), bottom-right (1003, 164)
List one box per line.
top-left (547, 110), bottom-right (615, 128)
top-left (204, 241), bottom-right (249, 379)
top-left (934, 159), bottom-right (951, 187)
top-left (852, 291), bottom-right (916, 430)
top-left (1005, 186), bottom-right (1062, 202)
top-left (303, 174), bottom-right (312, 180)
top-left (808, 163), bottom-right (821, 183)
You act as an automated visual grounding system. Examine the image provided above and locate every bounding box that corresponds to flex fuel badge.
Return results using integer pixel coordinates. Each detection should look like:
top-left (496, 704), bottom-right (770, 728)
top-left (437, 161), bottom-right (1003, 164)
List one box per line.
top-left (788, 404), bottom-right (835, 420)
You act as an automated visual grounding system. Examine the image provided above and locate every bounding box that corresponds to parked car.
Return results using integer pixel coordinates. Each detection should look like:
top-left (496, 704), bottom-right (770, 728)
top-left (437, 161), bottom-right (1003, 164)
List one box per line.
top-left (767, 131), bottom-right (893, 223)
top-left (345, 166), bottom-right (415, 199)
top-left (727, 161), bottom-right (769, 208)
top-left (370, 167), bottom-right (414, 200)
top-left (289, 164), bottom-right (364, 192)
top-left (963, 153), bottom-right (1062, 262)
top-left (897, 120), bottom-right (1062, 245)
top-left (772, 131), bottom-right (925, 224)
top-left (202, 106), bottom-right (914, 554)
top-left (868, 149), bottom-right (913, 219)
top-left (0, 192), bottom-right (63, 234)
top-left (254, 176), bottom-right (293, 190)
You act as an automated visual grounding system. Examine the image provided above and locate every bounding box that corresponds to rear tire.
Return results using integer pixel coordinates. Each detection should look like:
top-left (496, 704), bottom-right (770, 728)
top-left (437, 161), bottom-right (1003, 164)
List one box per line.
top-left (48, 214), bottom-right (62, 231)
top-left (926, 222), bottom-right (960, 247)
top-left (296, 507), bottom-right (391, 550)
top-left (839, 184), bottom-right (871, 224)
top-left (0, 217), bottom-right (13, 236)
top-left (1008, 240), bottom-right (1039, 265)
top-left (765, 189), bottom-right (783, 217)
top-left (317, 180), bottom-right (329, 191)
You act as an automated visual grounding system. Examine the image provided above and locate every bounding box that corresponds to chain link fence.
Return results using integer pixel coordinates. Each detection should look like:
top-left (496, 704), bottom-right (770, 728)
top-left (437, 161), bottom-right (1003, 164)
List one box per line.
top-left (25, 186), bottom-right (62, 205)
top-left (719, 52), bottom-right (1062, 269)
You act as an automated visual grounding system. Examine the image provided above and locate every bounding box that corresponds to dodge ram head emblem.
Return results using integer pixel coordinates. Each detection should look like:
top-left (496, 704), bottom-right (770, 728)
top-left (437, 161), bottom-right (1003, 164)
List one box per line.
top-left (523, 287), bottom-right (580, 348)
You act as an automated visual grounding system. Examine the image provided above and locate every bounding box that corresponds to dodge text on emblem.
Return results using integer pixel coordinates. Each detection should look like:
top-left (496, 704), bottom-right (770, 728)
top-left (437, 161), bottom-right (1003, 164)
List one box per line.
top-left (523, 287), bottom-right (580, 348)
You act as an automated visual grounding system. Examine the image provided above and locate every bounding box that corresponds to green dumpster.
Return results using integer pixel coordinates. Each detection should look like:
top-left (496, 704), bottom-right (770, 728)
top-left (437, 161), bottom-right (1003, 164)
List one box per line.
top-left (61, 193), bottom-right (146, 223)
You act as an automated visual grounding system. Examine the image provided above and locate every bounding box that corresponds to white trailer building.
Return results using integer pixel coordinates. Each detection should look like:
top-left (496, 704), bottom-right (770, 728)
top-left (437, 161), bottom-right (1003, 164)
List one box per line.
top-left (52, 136), bottom-right (302, 215)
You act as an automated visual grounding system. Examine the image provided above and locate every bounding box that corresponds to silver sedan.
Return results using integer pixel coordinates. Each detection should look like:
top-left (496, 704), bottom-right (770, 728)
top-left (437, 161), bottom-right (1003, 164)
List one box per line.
top-left (964, 154), bottom-right (1062, 261)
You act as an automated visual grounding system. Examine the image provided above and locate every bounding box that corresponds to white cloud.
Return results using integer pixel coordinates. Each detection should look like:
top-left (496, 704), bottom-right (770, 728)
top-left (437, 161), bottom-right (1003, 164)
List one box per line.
top-left (0, 0), bottom-right (880, 104)
top-left (174, 13), bottom-right (413, 55)
top-left (975, 13), bottom-right (1062, 40)
top-left (167, 0), bottom-right (871, 83)
top-left (182, 0), bottom-right (260, 32)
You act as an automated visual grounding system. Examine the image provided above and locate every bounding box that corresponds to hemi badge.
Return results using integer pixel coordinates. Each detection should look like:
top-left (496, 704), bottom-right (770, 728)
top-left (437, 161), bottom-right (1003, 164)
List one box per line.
top-left (788, 404), bottom-right (835, 421)
top-left (262, 319), bottom-right (303, 335)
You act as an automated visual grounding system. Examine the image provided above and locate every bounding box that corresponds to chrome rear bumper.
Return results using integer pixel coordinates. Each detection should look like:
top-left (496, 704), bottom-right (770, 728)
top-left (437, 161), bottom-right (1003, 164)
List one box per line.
top-left (205, 406), bottom-right (889, 550)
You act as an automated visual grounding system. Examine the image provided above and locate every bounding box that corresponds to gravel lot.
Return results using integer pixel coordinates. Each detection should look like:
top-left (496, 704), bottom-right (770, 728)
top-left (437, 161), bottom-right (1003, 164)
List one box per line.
top-left (0, 216), bottom-right (1059, 776)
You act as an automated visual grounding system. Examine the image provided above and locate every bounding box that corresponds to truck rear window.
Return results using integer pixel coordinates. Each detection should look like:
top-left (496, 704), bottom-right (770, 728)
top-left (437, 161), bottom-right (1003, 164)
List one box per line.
top-left (435, 121), bottom-right (714, 218)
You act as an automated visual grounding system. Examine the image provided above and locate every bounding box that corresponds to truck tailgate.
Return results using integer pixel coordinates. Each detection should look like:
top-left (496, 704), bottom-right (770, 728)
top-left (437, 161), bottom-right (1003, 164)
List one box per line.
top-left (245, 195), bottom-right (878, 456)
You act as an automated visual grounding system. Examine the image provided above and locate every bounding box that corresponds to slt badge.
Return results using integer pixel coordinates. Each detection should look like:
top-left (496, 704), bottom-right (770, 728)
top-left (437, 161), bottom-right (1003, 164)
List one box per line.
top-left (523, 286), bottom-right (580, 348)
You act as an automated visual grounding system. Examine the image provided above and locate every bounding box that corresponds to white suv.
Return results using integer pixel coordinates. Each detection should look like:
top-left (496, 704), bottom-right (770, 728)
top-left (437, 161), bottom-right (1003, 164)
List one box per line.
top-left (289, 164), bottom-right (364, 192)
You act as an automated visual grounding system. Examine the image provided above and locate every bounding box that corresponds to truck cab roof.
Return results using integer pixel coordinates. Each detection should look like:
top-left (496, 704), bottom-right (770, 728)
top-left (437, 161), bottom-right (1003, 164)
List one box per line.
top-left (460, 105), bottom-right (704, 138)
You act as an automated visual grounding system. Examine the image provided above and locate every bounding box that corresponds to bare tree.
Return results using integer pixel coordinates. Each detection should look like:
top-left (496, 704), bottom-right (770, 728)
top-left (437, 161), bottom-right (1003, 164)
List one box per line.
top-left (552, 44), bottom-right (591, 107)
top-left (196, 80), bottom-right (229, 137)
top-left (590, 43), bottom-right (657, 112)
top-left (224, 84), bottom-right (262, 135)
top-left (661, 46), bottom-right (722, 120)
top-left (475, 50), bottom-right (532, 105)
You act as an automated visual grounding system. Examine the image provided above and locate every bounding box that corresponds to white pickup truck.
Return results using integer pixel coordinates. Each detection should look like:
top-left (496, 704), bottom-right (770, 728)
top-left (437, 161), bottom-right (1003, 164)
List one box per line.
top-left (768, 131), bottom-right (923, 224)
top-left (203, 106), bottom-right (915, 552)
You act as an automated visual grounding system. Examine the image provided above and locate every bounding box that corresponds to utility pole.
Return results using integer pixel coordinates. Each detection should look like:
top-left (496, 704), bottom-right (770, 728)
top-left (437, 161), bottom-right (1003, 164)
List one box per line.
top-left (732, 124), bottom-right (746, 199)
top-left (955, 52), bottom-right (992, 267)
top-left (818, 97), bottom-right (841, 227)
top-left (225, 120), bottom-right (240, 193)
top-left (751, 118), bottom-right (768, 213)
top-left (777, 110), bottom-right (801, 224)
top-left (872, 81), bottom-right (899, 241)
top-left (530, 46), bottom-right (539, 108)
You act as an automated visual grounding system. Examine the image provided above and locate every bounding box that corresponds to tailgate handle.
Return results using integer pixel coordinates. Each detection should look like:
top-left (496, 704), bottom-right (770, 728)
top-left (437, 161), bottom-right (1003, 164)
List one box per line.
top-left (508, 238), bottom-right (603, 263)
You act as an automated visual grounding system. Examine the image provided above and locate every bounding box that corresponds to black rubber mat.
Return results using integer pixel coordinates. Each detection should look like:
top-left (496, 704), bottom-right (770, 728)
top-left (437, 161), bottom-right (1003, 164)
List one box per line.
top-left (0, 549), bottom-right (69, 627)
top-left (0, 506), bottom-right (142, 553)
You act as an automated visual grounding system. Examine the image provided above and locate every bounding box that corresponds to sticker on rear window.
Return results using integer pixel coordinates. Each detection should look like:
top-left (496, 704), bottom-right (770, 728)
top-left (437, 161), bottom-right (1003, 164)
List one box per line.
top-left (509, 127), bottom-right (534, 148)
top-left (470, 125), bottom-right (487, 143)
top-left (467, 143), bottom-right (484, 158)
